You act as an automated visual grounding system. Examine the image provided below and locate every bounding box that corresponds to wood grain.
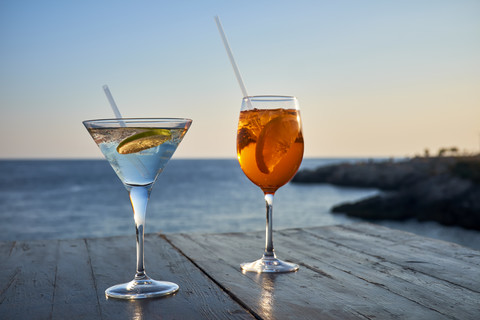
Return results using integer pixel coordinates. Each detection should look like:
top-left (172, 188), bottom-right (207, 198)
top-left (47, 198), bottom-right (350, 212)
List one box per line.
top-left (0, 235), bottom-right (254, 320)
top-left (166, 224), bottom-right (480, 320)
top-left (0, 240), bottom-right (58, 319)
top-left (85, 234), bottom-right (254, 320)
top-left (1, 223), bottom-right (479, 320)
top-left (51, 239), bottom-right (101, 319)
top-left (277, 226), bottom-right (480, 319)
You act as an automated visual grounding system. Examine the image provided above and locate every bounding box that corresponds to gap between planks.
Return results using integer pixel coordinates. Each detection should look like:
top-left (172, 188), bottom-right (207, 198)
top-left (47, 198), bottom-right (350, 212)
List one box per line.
top-left (160, 234), bottom-right (262, 320)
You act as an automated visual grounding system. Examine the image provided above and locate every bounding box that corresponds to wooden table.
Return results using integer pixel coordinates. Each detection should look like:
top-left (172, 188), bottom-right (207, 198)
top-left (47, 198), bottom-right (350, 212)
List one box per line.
top-left (1, 223), bottom-right (479, 319)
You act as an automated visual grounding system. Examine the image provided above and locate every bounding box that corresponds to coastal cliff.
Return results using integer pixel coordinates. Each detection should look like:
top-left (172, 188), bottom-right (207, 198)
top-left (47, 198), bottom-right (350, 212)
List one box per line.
top-left (292, 156), bottom-right (480, 230)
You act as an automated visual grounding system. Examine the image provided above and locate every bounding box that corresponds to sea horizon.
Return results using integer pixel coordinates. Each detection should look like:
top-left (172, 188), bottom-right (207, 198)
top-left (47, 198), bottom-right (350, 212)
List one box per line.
top-left (0, 158), bottom-right (479, 251)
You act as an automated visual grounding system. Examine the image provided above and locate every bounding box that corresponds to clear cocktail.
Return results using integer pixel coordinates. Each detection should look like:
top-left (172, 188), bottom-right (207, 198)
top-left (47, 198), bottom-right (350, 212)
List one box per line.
top-left (84, 118), bottom-right (192, 299)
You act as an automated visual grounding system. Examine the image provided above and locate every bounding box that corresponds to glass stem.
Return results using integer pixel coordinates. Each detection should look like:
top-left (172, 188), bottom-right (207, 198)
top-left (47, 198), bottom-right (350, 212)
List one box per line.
top-left (263, 193), bottom-right (276, 259)
top-left (129, 186), bottom-right (151, 280)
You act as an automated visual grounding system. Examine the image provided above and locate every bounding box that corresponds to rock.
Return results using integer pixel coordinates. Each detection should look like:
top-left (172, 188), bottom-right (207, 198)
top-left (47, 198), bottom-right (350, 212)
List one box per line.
top-left (293, 156), bottom-right (480, 230)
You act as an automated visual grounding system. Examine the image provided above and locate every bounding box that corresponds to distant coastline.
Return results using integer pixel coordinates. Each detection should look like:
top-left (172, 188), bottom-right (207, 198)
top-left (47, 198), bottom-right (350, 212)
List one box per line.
top-left (293, 154), bottom-right (480, 231)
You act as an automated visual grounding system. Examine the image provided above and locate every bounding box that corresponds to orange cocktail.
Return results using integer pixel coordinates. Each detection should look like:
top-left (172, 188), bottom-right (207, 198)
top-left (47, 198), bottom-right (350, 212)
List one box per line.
top-left (237, 108), bottom-right (304, 194)
top-left (236, 96), bottom-right (304, 273)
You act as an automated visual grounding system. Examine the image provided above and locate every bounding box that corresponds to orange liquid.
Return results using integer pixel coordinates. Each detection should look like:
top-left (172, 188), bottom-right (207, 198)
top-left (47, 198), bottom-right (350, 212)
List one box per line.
top-left (237, 108), bottom-right (304, 193)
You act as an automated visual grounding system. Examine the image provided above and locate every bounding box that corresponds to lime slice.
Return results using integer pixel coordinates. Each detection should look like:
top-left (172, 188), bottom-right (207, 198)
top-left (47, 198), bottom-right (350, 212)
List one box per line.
top-left (117, 129), bottom-right (171, 154)
top-left (255, 115), bottom-right (299, 174)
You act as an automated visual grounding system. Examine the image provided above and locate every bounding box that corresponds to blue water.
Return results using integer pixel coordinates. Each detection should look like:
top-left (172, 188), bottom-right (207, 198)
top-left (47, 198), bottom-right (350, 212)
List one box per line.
top-left (1, 159), bottom-right (479, 250)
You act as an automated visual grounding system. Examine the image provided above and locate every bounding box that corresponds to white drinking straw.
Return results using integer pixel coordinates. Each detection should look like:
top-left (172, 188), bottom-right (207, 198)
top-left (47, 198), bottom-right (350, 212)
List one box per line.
top-left (102, 84), bottom-right (148, 175)
top-left (103, 84), bottom-right (127, 128)
top-left (214, 16), bottom-right (251, 101)
top-left (103, 85), bottom-right (123, 119)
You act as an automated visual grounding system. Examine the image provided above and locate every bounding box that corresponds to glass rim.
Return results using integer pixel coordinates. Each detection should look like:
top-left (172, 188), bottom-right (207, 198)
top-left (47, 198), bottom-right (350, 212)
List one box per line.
top-left (243, 95), bottom-right (296, 102)
top-left (83, 117), bottom-right (192, 125)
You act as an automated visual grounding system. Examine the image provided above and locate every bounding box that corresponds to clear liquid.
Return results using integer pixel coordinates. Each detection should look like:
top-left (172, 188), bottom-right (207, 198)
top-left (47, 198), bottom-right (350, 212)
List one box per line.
top-left (87, 127), bottom-right (187, 187)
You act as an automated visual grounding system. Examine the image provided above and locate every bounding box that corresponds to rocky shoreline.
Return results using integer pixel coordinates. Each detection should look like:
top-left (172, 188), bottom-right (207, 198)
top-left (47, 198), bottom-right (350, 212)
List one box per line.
top-left (292, 156), bottom-right (480, 230)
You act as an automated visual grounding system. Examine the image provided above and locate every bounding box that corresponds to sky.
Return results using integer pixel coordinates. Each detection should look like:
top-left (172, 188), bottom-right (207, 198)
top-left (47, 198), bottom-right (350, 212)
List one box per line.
top-left (0, 0), bottom-right (479, 159)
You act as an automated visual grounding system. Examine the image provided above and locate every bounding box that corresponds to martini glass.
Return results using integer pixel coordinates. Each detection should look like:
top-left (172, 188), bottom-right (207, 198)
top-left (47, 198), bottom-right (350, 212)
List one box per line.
top-left (237, 96), bottom-right (304, 272)
top-left (83, 118), bottom-right (192, 299)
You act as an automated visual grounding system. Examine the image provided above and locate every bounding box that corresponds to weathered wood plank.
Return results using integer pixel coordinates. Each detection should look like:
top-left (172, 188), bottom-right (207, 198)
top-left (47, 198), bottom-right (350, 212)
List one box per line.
top-left (51, 239), bottom-right (101, 320)
top-left (86, 234), bottom-right (254, 320)
top-left (146, 234), bottom-right (254, 319)
top-left (304, 224), bottom-right (480, 293)
top-left (2, 224), bottom-right (478, 319)
top-left (344, 223), bottom-right (480, 266)
top-left (166, 232), bottom-right (353, 320)
top-left (167, 229), bottom-right (458, 320)
top-left (0, 240), bottom-right (58, 319)
top-left (276, 227), bottom-right (480, 320)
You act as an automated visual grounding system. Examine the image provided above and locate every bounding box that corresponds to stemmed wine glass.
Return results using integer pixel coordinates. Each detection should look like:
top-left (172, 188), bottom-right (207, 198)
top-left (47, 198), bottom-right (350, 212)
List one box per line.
top-left (83, 118), bottom-right (192, 299)
top-left (236, 96), bottom-right (304, 273)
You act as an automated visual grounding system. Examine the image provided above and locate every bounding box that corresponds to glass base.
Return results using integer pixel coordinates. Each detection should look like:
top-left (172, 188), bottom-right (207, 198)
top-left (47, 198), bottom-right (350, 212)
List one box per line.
top-left (105, 276), bottom-right (179, 300)
top-left (240, 256), bottom-right (299, 273)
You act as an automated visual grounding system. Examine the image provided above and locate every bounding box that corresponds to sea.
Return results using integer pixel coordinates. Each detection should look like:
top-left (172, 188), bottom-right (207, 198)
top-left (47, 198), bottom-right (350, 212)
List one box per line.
top-left (1, 158), bottom-right (479, 251)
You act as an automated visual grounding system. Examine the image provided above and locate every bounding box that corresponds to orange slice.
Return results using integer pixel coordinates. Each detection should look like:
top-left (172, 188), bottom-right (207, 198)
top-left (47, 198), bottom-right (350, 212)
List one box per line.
top-left (117, 129), bottom-right (171, 154)
top-left (255, 114), bottom-right (299, 174)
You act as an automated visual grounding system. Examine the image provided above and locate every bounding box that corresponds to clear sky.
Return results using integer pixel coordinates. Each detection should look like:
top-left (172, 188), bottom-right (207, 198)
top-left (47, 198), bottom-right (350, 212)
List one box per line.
top-left (1, 0), bottom-right (479, 159)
